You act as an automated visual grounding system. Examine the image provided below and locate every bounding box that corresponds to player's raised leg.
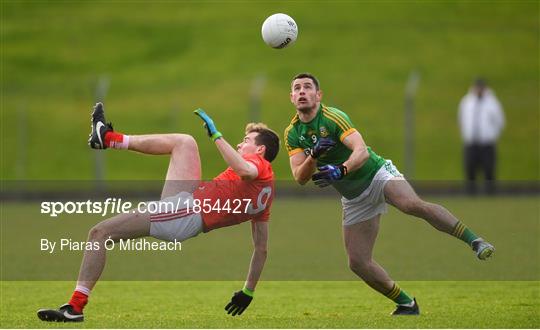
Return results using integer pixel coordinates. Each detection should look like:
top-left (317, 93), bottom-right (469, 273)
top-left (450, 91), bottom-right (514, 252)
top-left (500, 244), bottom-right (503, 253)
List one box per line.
top-left (151, 133), bottom-right (201, 199)
top-left (88, 102), bottom-right (202, 198)
top-left (383, 179), bottom-right (495, 260)
top-left (343, 216), bottom-right (419, 315)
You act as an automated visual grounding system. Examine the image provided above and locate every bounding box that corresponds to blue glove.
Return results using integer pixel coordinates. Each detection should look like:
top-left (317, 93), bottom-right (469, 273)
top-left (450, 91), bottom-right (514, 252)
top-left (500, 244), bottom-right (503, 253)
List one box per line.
top-left (194, 108), bottom-right (222, 141)
top-left (305, 137), bottom-right (336, 158)
top-left (312, 164), bottom-right (348, 187)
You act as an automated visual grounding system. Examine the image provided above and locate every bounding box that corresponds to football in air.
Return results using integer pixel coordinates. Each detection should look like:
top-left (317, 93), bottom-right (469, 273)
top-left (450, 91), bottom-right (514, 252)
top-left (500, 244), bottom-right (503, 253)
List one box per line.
top-left (261, 13), bottom-right (298, 49)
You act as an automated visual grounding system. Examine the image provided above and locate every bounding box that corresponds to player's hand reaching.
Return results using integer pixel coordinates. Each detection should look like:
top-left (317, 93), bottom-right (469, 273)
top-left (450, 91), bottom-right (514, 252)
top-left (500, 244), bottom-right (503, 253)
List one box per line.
top-left (194, 108), bottom-right (223, 141)
top-left (224, 289), bottom-right (253, 316)
top-left (306, 137), bottom-right (336, 158)
top-left (312, 164), bottom-right (348, 187)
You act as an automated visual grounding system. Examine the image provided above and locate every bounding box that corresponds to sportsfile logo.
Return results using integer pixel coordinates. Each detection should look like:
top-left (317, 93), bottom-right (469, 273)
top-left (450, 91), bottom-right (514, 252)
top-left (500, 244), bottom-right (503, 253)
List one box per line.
top-left (41, 198), bottom-right (134, 217)
top-left (39, 196), bottom-right (268, 218)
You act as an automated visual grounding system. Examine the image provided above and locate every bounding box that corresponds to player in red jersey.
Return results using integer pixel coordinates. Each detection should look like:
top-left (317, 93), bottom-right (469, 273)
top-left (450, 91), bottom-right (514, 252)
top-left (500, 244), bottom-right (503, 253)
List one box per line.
top-left (37, 103), bottom-right (279, 322)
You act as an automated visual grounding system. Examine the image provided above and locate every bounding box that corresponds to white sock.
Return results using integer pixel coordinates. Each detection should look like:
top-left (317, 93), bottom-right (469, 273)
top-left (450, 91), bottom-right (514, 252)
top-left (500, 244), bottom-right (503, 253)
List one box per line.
top-left (75, 285), bottom-right (91, 296)
top-left (109, 135), bottom-right (130, 150)
top-left (109, 133), bottom-right (129, 149)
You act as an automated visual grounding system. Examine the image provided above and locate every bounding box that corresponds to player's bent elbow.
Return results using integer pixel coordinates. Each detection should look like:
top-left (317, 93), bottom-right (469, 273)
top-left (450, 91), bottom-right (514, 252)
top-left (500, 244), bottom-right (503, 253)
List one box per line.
top-left (359, 148), bottom-right (370, 162)
top-left (293, 172), bottom-right (309, 185)
top-left (296, 176), bottom-right (309, 185)
top-left (236, 165), bottom-right (258, 180)
top-left (254, 245), bottom-right (268, 256)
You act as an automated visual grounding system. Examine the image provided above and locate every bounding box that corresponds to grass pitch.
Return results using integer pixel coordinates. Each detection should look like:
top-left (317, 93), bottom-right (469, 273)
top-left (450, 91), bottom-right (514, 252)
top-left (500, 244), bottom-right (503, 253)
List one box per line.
top-left (1, 281), bottom-right (539, 328)
top-left (1, 196), bottom-right (539, 328)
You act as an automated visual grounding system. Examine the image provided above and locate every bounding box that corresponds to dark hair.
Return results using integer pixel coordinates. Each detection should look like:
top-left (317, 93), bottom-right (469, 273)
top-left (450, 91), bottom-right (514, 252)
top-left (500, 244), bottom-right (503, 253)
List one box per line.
top-left (245, 123), bottom-right (280, 162)
top-left (291, 72), bottom-right (320, 90)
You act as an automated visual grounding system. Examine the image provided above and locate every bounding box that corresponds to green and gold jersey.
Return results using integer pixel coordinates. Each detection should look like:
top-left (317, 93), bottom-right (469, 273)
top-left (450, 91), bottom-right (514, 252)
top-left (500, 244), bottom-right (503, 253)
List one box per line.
top-left (284, 104), bottom-right (386, 199)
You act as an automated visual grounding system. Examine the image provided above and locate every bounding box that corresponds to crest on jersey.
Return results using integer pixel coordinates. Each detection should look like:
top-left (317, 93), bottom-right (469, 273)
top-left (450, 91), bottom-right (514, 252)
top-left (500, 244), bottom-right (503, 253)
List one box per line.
top-left (319, 126), bottom-right (329, 137)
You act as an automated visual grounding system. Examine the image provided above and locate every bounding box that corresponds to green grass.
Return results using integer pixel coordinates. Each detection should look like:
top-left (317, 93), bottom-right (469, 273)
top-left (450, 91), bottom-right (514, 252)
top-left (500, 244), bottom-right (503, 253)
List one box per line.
top-left (1, 196), bottom-right (539, 327)
top-left (1, 1), bottom-right (538, 180)
top-left (1, 281), bottom-right (539, 328)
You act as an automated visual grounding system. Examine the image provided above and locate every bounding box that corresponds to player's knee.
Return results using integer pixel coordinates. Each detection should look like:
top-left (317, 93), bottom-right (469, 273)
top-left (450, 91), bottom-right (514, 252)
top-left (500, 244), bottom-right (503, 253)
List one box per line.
top-left (348, 257), bottom-right (370, 274)
top-left (88, 224), bottom-right (108, 242)
top-left (254, 245), bottom-right (268, 256)
top-left (172, 134), bottom-right (198, 150)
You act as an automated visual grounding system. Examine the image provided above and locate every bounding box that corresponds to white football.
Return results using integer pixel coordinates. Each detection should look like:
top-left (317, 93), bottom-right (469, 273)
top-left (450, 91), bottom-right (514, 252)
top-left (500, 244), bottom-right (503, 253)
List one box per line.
top-left (261, 13), bottom-right (298, 49)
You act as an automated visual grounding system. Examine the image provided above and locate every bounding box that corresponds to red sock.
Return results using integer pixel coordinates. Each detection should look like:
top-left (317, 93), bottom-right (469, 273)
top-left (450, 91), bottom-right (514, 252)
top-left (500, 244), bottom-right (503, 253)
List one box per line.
top-left (68, 291), bottom-right (88, 313)
top-left (104, 131), bottom-right (129, 149)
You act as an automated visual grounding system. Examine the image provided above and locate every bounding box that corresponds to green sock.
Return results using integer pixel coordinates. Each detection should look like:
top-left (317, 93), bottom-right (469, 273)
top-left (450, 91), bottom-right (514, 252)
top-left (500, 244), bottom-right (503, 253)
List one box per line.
top-left (452, 221), bottom-right (479, 245)
top-left (385, 283), bottom-right (413, 305)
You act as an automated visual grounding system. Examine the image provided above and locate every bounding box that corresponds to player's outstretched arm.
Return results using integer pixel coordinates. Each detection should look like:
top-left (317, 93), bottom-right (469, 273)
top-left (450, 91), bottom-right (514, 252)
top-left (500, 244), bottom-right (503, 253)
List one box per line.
top-left (245, 221), bottom-right (268, 290)
top-left (194, 109), bottom-right (258, 180)
top-left (214, 138), bottom-right (258, 180)
top-left (224, 221), bottom-right (268, 316)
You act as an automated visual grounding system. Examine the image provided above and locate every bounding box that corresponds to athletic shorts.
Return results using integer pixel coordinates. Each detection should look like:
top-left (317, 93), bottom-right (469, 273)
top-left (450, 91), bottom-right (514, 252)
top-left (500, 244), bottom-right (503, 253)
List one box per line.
top-left (341, 160), bottom-right (404, 226)
top-left (149, 191), bottom-right (203, 242)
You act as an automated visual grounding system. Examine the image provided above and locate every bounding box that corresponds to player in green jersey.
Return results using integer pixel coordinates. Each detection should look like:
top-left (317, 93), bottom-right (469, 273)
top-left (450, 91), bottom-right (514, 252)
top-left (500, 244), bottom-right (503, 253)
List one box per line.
top-left (285, 73), bottom-right (495, 315)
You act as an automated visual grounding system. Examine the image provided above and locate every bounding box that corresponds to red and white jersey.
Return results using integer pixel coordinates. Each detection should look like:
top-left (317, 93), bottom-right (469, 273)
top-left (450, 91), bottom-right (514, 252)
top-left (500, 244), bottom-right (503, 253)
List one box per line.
top-left (193, 153), bottom-right (274, 232)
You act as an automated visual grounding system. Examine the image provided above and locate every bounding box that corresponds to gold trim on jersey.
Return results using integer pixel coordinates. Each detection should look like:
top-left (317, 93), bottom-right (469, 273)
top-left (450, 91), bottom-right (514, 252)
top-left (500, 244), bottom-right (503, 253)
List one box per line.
top-left (288, 148), bottom-right (304, 157)
top-left (340, 128), bottom-right (357, 141)
top-left (322, 106), bottom-right (350, 126)
top-left (284, 114), bottom-right (300, 152)
top-left (322, 107), bottom-right (352, 133)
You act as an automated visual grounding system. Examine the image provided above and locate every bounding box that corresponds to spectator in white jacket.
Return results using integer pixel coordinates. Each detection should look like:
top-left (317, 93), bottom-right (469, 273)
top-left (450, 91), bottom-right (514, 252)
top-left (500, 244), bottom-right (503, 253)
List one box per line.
top-left (458, 78), bottom-right (505, 194)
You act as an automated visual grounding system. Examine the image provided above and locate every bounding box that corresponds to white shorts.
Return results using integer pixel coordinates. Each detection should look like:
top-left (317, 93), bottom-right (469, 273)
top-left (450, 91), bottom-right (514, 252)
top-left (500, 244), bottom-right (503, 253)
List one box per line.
top-left (341, 160), bottom-right (404, 226)
top-left (149, 191), bottom-right (203, 242)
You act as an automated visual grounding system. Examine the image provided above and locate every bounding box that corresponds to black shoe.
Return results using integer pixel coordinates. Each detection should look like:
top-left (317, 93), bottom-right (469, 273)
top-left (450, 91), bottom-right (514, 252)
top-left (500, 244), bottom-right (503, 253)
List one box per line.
top-left (391, 298), bottom-right (420, 315)
top-left (37, 303), bottom-right (84, 322)
top-left (88, 102), bottom-right (113, 149)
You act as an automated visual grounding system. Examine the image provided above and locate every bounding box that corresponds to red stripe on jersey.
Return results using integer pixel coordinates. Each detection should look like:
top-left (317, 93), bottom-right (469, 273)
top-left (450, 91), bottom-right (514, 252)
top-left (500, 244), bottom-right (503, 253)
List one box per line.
top-left (151, 209), bottom-right (189, 219)
top-left (150, 210), bottom-right (192, 222)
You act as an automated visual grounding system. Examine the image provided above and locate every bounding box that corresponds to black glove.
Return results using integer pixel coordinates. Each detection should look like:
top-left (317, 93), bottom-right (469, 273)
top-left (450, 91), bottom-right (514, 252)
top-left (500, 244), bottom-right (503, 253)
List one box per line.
top-left (305, 137), bottom-right (336, 158)
top-left (312, 164), bottom-right (348, 187)
top-left (224, 289), bottom-right (253, 316)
